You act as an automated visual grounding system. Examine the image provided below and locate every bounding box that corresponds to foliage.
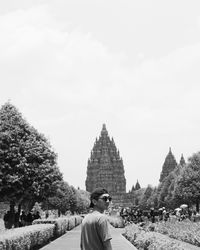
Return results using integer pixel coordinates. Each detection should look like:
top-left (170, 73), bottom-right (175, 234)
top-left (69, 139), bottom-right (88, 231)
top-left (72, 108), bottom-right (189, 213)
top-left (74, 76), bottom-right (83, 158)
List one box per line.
top-left (133, 188), bottom-right (145, 206)
top-left (0, 102), bottom-right (63, 210)
top-left (124, 222), bottom-right (199, 250)
top-left (75, 189), bottom-right (90, 213)
top-left (153, 219), bottom-right (200, 247)
top-left (33, 215), bottom-right (83, 233)
top-left (0, 224), bottom-right (55, 250)
top-left (173, 153), bottom-right (200, 210)
top-left (158, 173), bottom-right (176, 208)
top-left (139, 185), bottom-right (154, 209)
top-left (46, 181), bottom-right (74, 214)
top-left (146, 187), bottom-right (159, 208)
top-left (45, 181), bottom-right (90, 214)
top-left (31, 202), bottom-right (43, 216)
top-left (106, 215), bottom-right (125, 228)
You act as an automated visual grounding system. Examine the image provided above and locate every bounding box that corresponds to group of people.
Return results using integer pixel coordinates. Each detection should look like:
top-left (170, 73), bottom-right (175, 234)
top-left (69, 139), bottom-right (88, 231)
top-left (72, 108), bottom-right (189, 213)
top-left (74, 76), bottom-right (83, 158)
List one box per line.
top-left (2, 189), bottom-right (196, 250)
top-left (3, 210), bottom-right (41, 229)
top-left (119, 207), bottom-right (144, 224)
top-left (174, 206), bottom-right (196, 221)
top-left (119, 206), bottom-right (194, 224)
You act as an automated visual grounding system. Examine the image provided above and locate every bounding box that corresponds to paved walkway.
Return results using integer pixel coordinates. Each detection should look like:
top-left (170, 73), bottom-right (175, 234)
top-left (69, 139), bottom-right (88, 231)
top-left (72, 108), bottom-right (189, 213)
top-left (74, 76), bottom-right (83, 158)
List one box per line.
top-left (40, 225), bottom-right (137, 250)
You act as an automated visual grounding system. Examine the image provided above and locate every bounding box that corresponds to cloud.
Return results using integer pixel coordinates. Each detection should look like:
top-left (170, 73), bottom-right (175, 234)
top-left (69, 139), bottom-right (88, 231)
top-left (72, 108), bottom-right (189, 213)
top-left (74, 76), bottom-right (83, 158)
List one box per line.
top-left (1, 4), bottom-right (200, 134)
top-left (1, 3), bottom-right (200, 189)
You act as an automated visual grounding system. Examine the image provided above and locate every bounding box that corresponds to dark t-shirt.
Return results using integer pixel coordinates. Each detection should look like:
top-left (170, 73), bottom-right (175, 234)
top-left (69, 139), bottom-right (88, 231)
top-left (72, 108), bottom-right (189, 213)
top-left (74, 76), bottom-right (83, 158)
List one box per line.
top-left (80, 211), bottom-right (112, 250)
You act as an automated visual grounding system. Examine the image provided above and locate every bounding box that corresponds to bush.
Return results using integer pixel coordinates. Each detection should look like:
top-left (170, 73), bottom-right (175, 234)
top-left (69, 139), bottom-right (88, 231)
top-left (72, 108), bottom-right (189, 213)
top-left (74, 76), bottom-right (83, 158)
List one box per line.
top-left (0, 215), bottom-right (83, 250)
top-left (33, 215), bottom-right (83, 235)
top-left (123, 223), bottom-right (198, 250)
top-left (153, 219), bottom-right (200, 247)
top-left (33, 217), bottom-right (69, 237)
top-left (107, 215), bottom-right (125, 228)
top-left (0, 224), bottom-right (55, 250)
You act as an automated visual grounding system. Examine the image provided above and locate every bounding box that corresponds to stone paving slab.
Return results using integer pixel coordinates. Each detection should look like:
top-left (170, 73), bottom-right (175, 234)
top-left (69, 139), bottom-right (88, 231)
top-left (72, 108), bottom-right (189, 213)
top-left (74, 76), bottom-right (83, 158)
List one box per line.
top-left (40, 225), bottom-right (137, 250)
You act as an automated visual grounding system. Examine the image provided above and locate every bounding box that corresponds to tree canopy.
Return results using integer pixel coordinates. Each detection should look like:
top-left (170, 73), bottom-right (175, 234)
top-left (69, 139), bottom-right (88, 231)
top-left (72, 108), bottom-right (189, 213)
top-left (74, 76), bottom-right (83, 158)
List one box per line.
top-left (0, 102), bottom-right (63, 210)
top-left (174, 152), bottom-right (200, 211)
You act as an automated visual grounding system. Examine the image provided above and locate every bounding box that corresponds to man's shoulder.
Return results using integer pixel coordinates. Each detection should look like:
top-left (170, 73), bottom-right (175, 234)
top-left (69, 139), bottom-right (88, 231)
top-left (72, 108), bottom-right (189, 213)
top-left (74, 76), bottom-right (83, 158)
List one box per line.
top-left (83, 211), bottom-right (107, 222)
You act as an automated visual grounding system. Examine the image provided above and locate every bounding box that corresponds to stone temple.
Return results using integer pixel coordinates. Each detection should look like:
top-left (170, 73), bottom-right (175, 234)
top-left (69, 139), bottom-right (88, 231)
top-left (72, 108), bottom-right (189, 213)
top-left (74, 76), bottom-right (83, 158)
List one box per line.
top-left (85, 124), bottom-right (129, 206)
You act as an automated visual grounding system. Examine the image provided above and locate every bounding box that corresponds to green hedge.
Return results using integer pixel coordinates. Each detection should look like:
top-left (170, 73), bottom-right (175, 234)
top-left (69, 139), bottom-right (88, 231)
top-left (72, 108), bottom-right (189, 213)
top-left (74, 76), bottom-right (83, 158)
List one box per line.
top-left (124, 223), bottom-right (199, 250)
top-left (33, 217), bottom-right (69, 237)
top-left (0, 224), bottom-right (55, 250)
top-left (33, 215), bottom-right (83, 235)
top-left (0, 215), bottom-right (83, 250)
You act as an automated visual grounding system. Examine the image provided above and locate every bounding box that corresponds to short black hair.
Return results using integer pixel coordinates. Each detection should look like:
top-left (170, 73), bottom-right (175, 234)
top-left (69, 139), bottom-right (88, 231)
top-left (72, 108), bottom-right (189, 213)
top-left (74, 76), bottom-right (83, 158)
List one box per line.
top-left (90, 187), bottom-right (109, 208)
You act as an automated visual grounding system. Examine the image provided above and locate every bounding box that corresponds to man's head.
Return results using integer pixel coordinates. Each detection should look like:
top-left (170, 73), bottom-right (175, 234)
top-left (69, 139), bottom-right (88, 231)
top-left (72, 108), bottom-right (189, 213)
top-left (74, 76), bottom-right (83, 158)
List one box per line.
top-left (90, 187), bottom-right (112, 211)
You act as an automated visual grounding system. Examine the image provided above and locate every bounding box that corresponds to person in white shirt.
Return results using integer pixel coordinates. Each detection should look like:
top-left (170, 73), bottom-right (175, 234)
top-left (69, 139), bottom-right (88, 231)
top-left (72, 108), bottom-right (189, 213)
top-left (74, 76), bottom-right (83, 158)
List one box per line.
top-left (80, 187), bottom-right (113, 250)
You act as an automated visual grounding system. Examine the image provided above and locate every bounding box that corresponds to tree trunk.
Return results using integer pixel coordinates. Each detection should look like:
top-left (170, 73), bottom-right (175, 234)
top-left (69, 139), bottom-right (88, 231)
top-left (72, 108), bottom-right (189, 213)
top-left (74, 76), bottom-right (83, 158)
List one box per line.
top-left (196, 200), bottom-right (199, 212)
top-left (58, 209), bottom-right (61, 217)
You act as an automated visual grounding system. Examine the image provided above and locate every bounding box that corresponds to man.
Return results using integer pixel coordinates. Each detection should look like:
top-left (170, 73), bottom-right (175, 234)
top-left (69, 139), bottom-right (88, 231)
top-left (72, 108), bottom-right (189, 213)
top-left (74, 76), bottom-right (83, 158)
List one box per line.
top-left (80, 187), bottom-right (113, 250)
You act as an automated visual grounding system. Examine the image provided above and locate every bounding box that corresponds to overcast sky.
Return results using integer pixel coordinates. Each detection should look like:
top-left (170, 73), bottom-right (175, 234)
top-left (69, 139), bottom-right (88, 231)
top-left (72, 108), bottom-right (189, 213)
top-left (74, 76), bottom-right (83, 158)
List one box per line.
top-left (1, 0), bottom-right (200, 191)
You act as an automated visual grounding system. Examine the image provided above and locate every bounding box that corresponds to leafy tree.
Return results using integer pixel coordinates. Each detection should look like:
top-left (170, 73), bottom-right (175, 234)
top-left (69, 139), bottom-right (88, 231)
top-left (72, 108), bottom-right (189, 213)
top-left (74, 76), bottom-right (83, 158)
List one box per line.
top-left (146, 187), bottom-right (159, 208)
top-left (133, 188), bottom-right (145, 206)
top-left (0, 102), bottom-right (63, 212)
top-left (173, 152), bottom-right (200, 211)
top-left (32, 202), bottom-right (43, 216)
top-left (69, 185), bottom-right (80, 214)
top-left (158, 173), bottom-right (174, 208)
top-left (139, 185), bottom-right (153, 209)
top-left (75, 189), bottom-right (90, 213)
top-left (164, 165), bottom-right (183, 209)
top-left (46, 181), bottom-right (78, 215)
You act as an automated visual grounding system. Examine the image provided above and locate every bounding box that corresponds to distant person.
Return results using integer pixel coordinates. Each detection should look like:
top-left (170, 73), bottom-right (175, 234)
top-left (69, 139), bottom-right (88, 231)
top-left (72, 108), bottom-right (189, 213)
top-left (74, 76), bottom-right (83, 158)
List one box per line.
top-left (3, 211), bottom-right (10, 229)
top-left (80, 187), bottom-right (113, 250)
top-left (14, 210), bottom-right (20, 228)
top-left (20, 211), bottom-right (27, 226)
top-left (150, 208), bottom-right (155, 223)
top-left (26, 211), bottom-right (33, 225)
top-left (45, 211), bottom-right (49, 219)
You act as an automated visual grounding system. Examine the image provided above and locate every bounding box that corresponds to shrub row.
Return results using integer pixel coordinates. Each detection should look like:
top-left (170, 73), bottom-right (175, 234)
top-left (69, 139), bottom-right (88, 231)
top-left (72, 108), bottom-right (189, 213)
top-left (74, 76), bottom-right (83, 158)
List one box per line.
top-left (153, 219), bottom-right (200, 247)
top-left (0, 224), bottom-right (55, 250)
top-left (33, 215), bottom-right (82, 237)
top-left (0, 215), bottom-right (83, 250)
top-left (124, 223), bottom-right (198, 250)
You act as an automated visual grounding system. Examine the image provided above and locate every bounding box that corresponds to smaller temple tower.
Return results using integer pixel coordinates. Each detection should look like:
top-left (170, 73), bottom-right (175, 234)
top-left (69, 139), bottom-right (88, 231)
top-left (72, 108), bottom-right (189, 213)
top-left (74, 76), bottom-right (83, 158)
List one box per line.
top-left (179, 154), bottom-right (186, 166)
top-left (159, 147), bottom-right (177, 183)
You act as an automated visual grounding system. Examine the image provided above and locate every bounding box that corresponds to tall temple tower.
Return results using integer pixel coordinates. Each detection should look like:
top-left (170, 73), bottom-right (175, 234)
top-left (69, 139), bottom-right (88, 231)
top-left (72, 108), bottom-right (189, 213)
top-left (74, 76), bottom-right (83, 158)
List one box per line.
top-left (85, 124), bottom-right (126, 197)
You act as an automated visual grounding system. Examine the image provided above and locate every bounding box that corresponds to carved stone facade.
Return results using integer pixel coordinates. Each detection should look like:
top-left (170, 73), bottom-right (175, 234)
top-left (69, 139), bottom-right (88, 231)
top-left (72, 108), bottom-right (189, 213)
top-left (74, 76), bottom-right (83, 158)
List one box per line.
top-left (85, 124), bottom-right (127, 204)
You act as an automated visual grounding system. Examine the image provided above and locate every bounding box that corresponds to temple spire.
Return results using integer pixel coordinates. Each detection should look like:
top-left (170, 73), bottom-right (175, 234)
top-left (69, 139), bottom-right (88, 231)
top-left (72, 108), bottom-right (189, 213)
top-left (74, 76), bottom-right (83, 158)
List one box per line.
top-left (101, 123), bottom-right (108, 136)
top-left (179, 154), bottom-right (186, 166)
top-left (135, 180), bottom-right (141, 190)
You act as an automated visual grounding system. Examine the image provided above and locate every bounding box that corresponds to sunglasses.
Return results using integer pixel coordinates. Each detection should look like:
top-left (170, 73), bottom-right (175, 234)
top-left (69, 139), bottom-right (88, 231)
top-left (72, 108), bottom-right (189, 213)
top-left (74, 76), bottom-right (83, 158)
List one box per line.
top-left (99, 196), bottom-right (112, 202)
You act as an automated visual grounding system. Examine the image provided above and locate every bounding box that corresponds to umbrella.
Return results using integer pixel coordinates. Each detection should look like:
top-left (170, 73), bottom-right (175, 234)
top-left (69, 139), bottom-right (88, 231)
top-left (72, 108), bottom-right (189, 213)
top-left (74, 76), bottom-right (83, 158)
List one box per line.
top-left (180, 204), bottom-right (188, 209)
